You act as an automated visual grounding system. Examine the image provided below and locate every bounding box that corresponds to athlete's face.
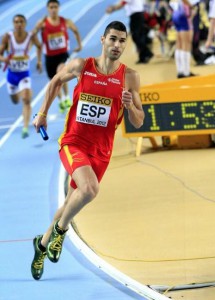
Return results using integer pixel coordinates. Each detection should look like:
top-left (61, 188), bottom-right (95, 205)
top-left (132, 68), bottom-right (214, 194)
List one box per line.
top-left (101, 29), bottom-right (127, 61)
top-left (47, 3), bottom-right (59, 18)
top-left (13, 17), bottom-right (26, 32)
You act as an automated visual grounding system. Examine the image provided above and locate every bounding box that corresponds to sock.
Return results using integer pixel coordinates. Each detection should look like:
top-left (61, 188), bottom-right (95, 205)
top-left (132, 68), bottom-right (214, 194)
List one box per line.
top-left (38, 238), bottom-right (46, 252)
top-left (64, 94), bottom-right (70, 101)
top-left (174, 49), bottom-right (183, 74)
top-left (55, 222), bottom-right (68, 235)
top-left (181, 50), bottom-right (191, 76)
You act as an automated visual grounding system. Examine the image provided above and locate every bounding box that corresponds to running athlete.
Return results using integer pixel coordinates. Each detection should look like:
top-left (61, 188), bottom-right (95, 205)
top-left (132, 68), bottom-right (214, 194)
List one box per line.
top-left (0, 14), bottom-right (42, 138)
top-left (31, 21), bottom-right (144, 280)
top-left (33, 0), bottom-right (82, 113)
top-left (171, 0), bottom-right (196, 78)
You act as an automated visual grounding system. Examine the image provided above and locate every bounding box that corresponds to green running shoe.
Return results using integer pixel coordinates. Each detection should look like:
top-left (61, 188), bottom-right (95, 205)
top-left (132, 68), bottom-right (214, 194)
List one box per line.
top-left (31, 235), bottom-right (46, 280)
top-left (59, 101), bottom-right (66, 113)
top-left (63, 98), bottom-right (71, 109)
top-left (47, 221), bottom-right (66, 263)
top-left (22, 127), bottom-right (29, 139)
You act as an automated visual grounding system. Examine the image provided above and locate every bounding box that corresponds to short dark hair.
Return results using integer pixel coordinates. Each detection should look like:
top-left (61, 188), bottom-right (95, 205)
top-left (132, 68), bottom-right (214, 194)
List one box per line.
top-left (103, 21), bottom-right (127, 37)
top-left (13, 14), bottom-right (26, 23)
top-left (47, 0), bottom-right (60, 6)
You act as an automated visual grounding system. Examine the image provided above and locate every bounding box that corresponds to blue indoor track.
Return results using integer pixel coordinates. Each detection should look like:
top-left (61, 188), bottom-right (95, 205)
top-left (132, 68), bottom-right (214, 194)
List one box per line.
top-left (0, 1), bottom-right (148, 299)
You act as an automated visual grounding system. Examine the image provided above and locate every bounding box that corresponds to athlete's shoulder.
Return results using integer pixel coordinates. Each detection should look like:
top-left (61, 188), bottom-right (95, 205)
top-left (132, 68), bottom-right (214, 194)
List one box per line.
top-left (125, 66), bottom-right (140, 89)
top-left (0, 32), bottom-right (10, 46)
top-left (67, 57), bottom-right (86, 74)
top-left (65, 18), bottom-right (76, 28)
top-left (125, 66), bottom-right (140, 80)
top-left (35, 16), bottom-right (47, 32)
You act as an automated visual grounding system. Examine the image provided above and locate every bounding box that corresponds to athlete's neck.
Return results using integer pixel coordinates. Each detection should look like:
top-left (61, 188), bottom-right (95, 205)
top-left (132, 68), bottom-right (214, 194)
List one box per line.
top-left (14, 31), bottom-right (27, 40)
top-left (48, 16), bottom-right (60, 24)
top-left (95, 57), bottom-right (120, 75)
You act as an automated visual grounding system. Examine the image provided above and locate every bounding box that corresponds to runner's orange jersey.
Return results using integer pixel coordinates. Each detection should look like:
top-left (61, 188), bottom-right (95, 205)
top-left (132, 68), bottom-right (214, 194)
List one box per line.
top-left (41, 17), bottom-right (69, 56)
top-left (59, 57), bottom-right (126, 161)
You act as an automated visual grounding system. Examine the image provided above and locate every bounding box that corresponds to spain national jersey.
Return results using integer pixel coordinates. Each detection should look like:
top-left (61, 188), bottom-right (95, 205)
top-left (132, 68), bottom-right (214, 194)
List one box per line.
top-left (41, 17), bottom-right (69, 56)
top-left (59, 57), bottom-right (126, 161)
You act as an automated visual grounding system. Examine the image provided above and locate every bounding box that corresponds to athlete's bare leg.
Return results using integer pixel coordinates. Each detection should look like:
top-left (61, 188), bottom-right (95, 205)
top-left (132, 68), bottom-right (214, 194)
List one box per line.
top-left (41, 165), bottom-right (99, 247)
top-left (58, 166), bottom-right (99, 229)
top-left (20, 88), bottom-right (32, 129)
top-left (41, 186), bottom-right (74, 247)
top-left (62, 82), bottom-right (69, 97)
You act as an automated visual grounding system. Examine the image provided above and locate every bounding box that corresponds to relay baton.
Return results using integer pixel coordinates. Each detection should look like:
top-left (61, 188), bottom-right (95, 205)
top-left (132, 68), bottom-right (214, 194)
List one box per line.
top-left (39, 126), bottom-right (49, 141)
top-left (33, 114), bottom-right (49, 141)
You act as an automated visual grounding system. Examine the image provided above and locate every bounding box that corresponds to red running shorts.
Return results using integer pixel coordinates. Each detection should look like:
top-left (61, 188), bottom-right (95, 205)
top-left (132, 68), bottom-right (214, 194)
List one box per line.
top-left (59, 145), bottom-right (109, 189)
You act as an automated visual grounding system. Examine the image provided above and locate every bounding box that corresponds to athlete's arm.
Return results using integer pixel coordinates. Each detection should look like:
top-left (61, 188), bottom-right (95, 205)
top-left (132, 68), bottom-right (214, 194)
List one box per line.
top-left (66, 19), bottom-right (82, 52)
top-left (0, 34), bottom-right (9, 63)
top-left (123, 69), bottom-right (145, 128)
top-left (31, 34), bottom-right (42, 73)
top-left (32, 17), bottom-right (45, 35)
top-left (33, 58), bottom-right (85, 132)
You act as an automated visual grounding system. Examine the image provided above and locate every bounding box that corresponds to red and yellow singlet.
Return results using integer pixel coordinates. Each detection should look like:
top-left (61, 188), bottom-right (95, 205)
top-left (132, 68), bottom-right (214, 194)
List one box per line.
top-left (59, 57), bottom-right (126, 161)
top-left (41, 17), bottom-right (69, 56)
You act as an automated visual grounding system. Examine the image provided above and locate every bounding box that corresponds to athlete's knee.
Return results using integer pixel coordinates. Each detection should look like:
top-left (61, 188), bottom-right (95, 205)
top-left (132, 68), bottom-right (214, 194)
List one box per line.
top-left (80, 182), bottom-right (99, 204)
top-left (23, 97), bottom-right (31, 105)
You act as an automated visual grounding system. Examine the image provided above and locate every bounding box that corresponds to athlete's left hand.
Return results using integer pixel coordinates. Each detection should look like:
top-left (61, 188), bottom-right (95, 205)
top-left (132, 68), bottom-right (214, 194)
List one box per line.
top-left (122, 90), bottom-right (134, 110)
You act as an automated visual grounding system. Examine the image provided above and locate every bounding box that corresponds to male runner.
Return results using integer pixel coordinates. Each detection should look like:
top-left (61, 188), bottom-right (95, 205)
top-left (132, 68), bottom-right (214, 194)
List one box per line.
top-left (0, 14), bottom-right (42, 138)
top-left (31, 21), bottom-right (144, 280)
top-left (34, 0), bottom-right (82, 113)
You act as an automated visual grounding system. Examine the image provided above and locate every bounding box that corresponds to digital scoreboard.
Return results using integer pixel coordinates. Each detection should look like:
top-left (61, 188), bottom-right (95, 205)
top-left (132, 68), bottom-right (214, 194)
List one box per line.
top-left (122, 75), bottom-right (215, 137)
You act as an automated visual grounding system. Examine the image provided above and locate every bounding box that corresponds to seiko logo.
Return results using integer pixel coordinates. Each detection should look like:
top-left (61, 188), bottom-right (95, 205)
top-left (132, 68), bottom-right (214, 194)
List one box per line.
top-left (80, 93), bottom-right (112, 106)
top-left (84, 71), bottom-right (97, 77)
top-left (94, 80), bottom-right (107, 86)
top-left (108, 78), bottom-right (120, 84)
top-left (141, 92), bottom-right (160, 101)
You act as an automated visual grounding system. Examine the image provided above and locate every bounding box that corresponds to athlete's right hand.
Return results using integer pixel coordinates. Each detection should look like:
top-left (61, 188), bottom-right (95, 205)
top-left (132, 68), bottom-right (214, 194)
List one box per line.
top-left (33, 114), bottom-right (47, 133)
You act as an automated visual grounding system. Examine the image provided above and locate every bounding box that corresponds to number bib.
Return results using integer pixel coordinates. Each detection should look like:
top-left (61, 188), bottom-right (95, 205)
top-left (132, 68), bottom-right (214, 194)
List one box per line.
top-left (48, 33), bottom-right (66, 50)
top-left (9, 56), bottom-right (29, 72)
top-left (76, 93), bottom-right (113, 127)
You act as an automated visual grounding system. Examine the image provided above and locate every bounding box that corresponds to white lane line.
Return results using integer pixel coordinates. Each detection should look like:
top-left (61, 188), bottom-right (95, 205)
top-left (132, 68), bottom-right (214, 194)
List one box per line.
top-left (0, 124), bottom-right (22, 130)
top-left (0, 1), bottom-right (31, 21)
top-left (71, 0), bottom-right (104, 22)
top-left (81, 14), bottom-right (109, 48)
top-left (0, 2), bottom-right (45, 37)
top-left (60, 0), bottom-right (83, 13)
top-left (0, 114), bottom-right (60, 129)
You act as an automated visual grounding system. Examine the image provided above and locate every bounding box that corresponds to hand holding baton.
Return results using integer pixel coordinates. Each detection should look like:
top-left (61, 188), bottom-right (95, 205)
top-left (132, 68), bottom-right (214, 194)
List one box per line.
top-left (33, 113), bottom-right (49, 141)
